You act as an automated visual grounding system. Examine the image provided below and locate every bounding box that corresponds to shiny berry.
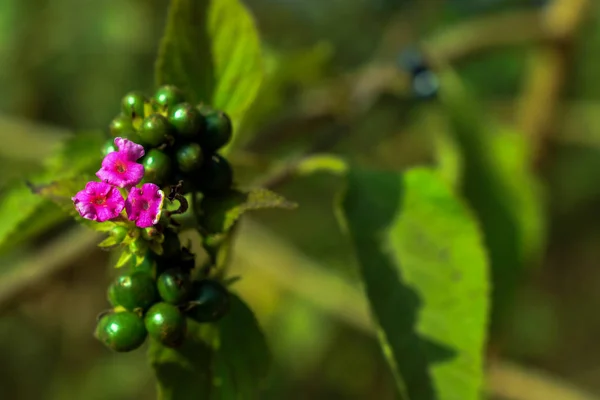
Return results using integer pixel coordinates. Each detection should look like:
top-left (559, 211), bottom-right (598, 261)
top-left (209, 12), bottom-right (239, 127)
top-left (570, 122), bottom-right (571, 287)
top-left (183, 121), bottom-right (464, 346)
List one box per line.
top-left (95, 311), bottom-right (147, 352)
top-left (107, 282), bottom-right (119, 307)
top-left (154, 85), bottom-right (185, 111)
top-left (101, 139), bottom-right (117, 156)
top-left (168, 103), bottom-right (204, 138)
top-left (145, 302), bottom-right (187, 348)
top-left (176, 143), bottom-right (204, 173)
top-left (121, 91), bottom-right (147, 119)
top-left (157, 268), bottom-right (192, 304)
top-left (139, 114), bottom-right (171, 146)
top-left (198, 154), bottom-right (233, 194)
top-left (201, 110), bottom-right (232, 151)
top-left (133, 253), bottom-right (157, 275)
top-left (142, 149), bottom-right (172, 185)
top-left (109, 114), bottom-right (134, 137)
top-left (186, 280), bottom-right (230, 323)
top-left (112, 271), bottom-right (158, 311)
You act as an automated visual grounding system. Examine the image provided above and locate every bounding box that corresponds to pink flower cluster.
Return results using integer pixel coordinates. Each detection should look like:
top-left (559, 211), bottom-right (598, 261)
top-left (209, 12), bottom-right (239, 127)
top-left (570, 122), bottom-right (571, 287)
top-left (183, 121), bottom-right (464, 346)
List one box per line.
top-left (72, 137), bottom-right (165, 228)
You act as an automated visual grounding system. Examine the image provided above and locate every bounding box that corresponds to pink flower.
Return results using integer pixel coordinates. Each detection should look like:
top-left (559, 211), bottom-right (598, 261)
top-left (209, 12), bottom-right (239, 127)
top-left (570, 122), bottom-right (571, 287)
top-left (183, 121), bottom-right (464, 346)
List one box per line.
top-left (72, 181), bottom-right (125, 222)
top-left (125, 183), bottom-right (165, 228)
top-left (96, 137), bottom-right (145, 188)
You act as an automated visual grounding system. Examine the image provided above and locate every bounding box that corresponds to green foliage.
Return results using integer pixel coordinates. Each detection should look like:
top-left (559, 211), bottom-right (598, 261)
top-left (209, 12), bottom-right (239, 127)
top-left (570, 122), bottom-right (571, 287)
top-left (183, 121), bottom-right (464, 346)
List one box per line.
top-left (0, 131), bottom-right (104, 253)
top-left (199, 188), bottom-right (298, 235)
top-left (339, 167), bottom-right (489, 400)
top-left (438, 71), bottom-right (545, 328)
top-left (149, 294), bottom-right (270, 400)
top-left (155, 0), bottom-right (263, 144)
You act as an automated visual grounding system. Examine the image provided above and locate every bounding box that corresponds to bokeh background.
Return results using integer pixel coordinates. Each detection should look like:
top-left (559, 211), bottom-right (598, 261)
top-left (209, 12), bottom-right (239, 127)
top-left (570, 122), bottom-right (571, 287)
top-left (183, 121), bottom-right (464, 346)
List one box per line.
top-left (0, 0), bottom-right (599, 399)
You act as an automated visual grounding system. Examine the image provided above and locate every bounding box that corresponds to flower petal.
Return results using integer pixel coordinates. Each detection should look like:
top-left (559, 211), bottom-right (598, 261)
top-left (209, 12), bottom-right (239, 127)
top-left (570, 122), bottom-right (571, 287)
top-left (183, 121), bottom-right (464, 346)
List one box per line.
top-left (114, 137), bottom-right (145, 161)
top-left (96, 152), bottom-right (145, 188)
top-left (72, 181), bottom-right (125, 222)
top-left (125, 183), bottom-right (164, 228)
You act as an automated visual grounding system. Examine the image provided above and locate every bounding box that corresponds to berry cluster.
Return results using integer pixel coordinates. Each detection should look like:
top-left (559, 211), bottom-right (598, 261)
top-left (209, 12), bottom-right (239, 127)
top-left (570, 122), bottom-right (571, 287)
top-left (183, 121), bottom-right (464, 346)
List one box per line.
top-left (97, 250), bottom-right (230, 352)
top-left (104, 85), bottom-right (234, 195)
top-left (71, 85), bottom-right (238, 352)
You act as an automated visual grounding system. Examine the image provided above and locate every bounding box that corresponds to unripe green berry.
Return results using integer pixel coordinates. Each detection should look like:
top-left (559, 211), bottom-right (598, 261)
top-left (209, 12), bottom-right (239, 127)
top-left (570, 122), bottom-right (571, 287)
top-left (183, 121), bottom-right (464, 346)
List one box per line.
top-left (176, 143), bottom-right (204, 173)
top-left (201, 110), bottom-right (232, 152)
top-left (95, 311), bottom-right (147, 352)
top-left (101, 139), bottom-right (117, 156)
top-left (157, 268), bottom-right (192, 304)
top-left (142, 149), bottom-right (172, 185)
top-left (107, 282), bottom-right (119, 307)
top-left (139, 114), bottom-right (171, 146)
top-left (121, 91), bottom-right (147, 119)
top-left (109, 114), bottom-right (135, 137)
top-left (198, 154), bottom-right (233, 194)
top-left (145, 302), bottom-right (187, 348)
top-left (186, 280), bottom-right (230, 323)
top-left (154, 85), bottom-right (185, 111)
top-left (169, 103), bottom-right (204, 138)
top-left (112, 271), bottom-right (158, 311)
top-left (133, 253), bottom-right (156, 275)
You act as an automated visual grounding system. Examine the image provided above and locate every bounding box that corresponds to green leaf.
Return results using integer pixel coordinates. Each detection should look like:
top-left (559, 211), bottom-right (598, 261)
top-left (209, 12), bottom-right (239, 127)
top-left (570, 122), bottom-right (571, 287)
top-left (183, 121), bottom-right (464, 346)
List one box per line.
top-left (115, 249), bottom-right (133, 268)
top-left (199, 188), bottom-right (297, 235)
top-left (149, 294), bottom-right (270, 400)
top-left (155, 0), bottom-right (263, 142)
top-left (438, 71), bottom-right (545, 328)
top-left (339, 167), bottom-right (489, 400)
top-left (0, 132), bottom-right (105, 253)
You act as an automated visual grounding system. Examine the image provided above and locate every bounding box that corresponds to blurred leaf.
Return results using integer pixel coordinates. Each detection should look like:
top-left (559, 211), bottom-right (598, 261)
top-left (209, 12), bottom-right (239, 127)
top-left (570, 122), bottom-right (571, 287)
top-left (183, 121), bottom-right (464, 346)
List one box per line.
top-left (339, 167), bottom-right (489, 400)
top-left (0, 132), bottom-right (104, 253)
top-left (149, 322), bottom-right (215, 400)
top-left (156, 0), bottom-right (263, 142)
top-left (438, 71), bottom-right (545, 328)
top-left (239, 42), bottom-right (333, 142)
top-left (149, 294), bottom-right (270, 399)
top-left (211, 293), bottom-right (271, 399)
top-left (199, 188), bottom-right (297, 235)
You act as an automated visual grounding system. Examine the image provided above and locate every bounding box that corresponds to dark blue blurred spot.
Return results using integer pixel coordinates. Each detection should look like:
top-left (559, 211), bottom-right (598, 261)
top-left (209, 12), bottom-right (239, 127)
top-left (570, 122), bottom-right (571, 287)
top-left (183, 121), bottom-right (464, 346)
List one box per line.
top-left (397, 47), bottom-right (429, 76)
top-left (412, 70), bottom-right (439, 100)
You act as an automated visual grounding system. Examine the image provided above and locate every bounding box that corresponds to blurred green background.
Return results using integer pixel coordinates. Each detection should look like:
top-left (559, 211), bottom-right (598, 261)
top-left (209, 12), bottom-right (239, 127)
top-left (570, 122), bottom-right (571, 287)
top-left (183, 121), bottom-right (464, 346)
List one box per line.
top-left (0, 0), bottom-right (599, 399)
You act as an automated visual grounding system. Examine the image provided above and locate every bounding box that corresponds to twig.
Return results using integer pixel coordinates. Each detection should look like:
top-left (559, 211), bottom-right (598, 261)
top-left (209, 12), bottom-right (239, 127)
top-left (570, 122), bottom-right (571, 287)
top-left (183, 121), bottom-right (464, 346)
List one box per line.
top-left (517, 0), bottom-right (591, 169)
top-left (0, 227), bottom-right (101, 312)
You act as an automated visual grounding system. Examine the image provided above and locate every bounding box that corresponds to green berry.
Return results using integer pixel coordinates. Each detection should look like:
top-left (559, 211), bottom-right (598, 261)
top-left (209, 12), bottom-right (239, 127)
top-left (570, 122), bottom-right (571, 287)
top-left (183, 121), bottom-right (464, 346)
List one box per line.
top-left (133, 253), bottom-right (156, 275)
top-left (107, 282), bottom-right (119, 307)
top-left (112, 271), bottom-right (158, 311)
top-left (142, 149), bottom-right (172, 185)
top-left (154, 85), bottom-right (185, 111)
top-left (109, 114), bottom-right (134, 137)
top-left (157, 268), bottom-right (192, 304)
top-left (168, 103), bottom-right (204, 138)
top-left (198, 154), bottom-right (233, 194)
top-left (95, 311), bottom-right (147, 352)
top-left (201, 110), bottom-right (232, 152)
top-left (145, 302), bottom-right (187, 348)
top-left (139, 114), bottom-right (171, 146)
top-left (121, 91), bottom-right (147, 119)
top-left (176, 143), bottom-right (204, 173)
top-left (186, 280), bottom-right (230, 323)
top-left (101, 139), bottom-right (117, 156)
